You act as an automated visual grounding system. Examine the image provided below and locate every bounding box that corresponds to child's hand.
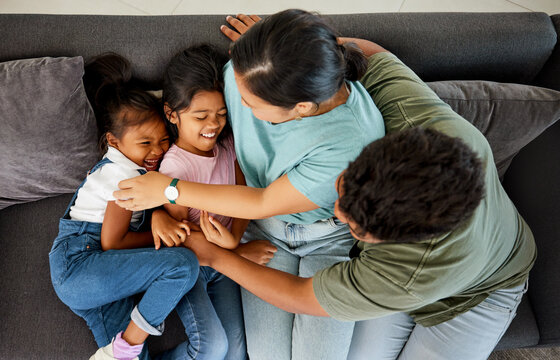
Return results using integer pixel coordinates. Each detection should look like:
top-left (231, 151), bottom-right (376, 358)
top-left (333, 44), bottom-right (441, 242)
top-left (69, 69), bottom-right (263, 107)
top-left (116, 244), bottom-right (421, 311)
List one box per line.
top-left (220, 14), bottom-right (261, 42)
top-left (151, 209), bottom-right (191, 249)
top-left (199, 210), bottom-right (237, 249)
top-left (234, 240), bottom-right (277, 265)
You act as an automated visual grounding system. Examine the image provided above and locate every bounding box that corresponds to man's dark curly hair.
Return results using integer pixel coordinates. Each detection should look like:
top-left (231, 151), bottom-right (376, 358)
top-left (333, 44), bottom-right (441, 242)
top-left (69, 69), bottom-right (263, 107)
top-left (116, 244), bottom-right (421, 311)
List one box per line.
top-left (339, 127), bottom-right (485, 243)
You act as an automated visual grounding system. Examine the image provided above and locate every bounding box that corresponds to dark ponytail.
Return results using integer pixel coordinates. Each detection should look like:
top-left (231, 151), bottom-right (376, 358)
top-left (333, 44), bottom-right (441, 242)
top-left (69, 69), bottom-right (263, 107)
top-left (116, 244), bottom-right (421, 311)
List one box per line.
top-left (83, 53), bottom-right (163, 155)
top-left (231, 9), bottom-right (366, 109)
top-left (338, 42), bottom-right (368, 81)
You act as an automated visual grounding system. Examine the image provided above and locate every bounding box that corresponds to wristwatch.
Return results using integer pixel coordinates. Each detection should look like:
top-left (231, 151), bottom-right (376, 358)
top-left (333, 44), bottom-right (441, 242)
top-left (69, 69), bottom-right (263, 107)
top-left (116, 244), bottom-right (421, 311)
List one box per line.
top-left (164, 178), bottom-right (179, 204)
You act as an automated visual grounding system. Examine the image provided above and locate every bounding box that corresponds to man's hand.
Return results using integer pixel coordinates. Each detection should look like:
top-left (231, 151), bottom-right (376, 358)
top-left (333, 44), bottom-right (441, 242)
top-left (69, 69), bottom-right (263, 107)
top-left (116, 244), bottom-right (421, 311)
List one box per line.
top-left (114, 171), bottom-right (172, 211)
top-left (184, 230), bottom-right (218, 267)
top-left (151, 209), bottom-right (190, 249)
top-left (220, 14), bottom-right (261, 41)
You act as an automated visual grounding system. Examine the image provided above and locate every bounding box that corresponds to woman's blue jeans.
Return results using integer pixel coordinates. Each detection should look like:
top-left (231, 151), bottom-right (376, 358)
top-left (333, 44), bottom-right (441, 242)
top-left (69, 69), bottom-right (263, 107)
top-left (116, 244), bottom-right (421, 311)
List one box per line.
top-left (241, 217), bottom-right (356, 360)
top-left (49, 218), bottom-right (200, 360)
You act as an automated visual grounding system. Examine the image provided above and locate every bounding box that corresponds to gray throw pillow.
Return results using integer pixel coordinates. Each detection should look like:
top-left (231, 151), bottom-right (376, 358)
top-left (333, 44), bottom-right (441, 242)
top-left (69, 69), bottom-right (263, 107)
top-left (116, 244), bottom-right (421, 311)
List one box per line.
top-left (427, 81), bottom-right (560, 178)
top-left (0, 56), bottom-right (98, 209)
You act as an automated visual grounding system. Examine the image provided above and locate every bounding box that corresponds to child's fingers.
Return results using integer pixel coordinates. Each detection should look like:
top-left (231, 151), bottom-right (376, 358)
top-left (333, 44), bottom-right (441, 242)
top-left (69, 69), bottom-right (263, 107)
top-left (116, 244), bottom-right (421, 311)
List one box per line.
top-left (161, 234), bottom-right (176, 247)
top-left (172, 234), bottom-right (182, 246)
top-left (179, 222), bottom-right (191, 236)
top-left (176, 229), bottom-right (187, 243)
top-left (208, 216), bottom-right (226, 235)
top-left (152, 230), bottom-right (161, 250)
top-left (199, 211), bottom-right (212, 238)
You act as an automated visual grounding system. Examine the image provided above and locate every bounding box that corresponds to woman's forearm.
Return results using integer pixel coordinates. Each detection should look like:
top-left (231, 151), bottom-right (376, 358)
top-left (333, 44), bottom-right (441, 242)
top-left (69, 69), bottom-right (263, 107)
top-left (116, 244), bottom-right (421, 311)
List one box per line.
top-left (173, 174), bottom-right (318, 219)
top-left (175, 181), bottom-right (268, 219)
top-left (115, 170), bottom-right (318, 215)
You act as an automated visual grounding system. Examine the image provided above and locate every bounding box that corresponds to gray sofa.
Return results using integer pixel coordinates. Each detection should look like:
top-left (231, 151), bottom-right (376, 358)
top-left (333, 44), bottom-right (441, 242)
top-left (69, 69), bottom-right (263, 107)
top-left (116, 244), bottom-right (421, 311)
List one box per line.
top-left (0, 12), bottom-right (559, 359)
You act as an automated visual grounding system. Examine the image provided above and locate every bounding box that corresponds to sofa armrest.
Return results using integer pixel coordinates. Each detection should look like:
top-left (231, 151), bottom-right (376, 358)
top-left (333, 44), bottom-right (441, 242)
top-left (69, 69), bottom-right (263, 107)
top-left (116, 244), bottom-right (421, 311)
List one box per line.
top-left (533, 14), bottom-right (560, 91)
top-left (503, 120), bottom-right (560, 346)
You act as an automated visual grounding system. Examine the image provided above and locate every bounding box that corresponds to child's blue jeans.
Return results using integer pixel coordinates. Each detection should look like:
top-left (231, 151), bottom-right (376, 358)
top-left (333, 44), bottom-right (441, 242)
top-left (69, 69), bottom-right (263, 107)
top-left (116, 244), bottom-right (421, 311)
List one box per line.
top-left (176, 266), bottom-right (247, 360)
top-left (49, 218), bottom-right (201, 360)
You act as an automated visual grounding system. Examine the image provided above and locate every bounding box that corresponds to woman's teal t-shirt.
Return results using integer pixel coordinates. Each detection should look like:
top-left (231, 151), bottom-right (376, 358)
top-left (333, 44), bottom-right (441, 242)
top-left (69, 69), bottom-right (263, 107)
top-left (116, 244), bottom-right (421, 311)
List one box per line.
top-left (223, 61), bottom-right (385, 224)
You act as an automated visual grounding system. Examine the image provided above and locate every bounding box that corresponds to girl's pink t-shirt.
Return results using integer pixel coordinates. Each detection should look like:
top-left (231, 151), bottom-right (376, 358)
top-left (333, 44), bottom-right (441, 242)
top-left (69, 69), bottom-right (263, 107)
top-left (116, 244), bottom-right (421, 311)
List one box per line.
top-left (159, 135), bottom-right (236, 230)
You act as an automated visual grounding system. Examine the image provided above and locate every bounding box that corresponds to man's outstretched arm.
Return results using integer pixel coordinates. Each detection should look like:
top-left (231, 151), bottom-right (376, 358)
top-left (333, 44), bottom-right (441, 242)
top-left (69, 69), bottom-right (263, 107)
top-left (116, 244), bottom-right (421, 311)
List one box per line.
top-left (187, 230), bottom-right (329, 316)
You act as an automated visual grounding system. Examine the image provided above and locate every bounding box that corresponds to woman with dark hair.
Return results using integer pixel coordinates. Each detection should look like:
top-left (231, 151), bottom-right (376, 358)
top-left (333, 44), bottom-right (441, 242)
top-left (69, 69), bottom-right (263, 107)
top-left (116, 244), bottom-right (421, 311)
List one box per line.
top-left (115, 9), bottom-right (385, 359)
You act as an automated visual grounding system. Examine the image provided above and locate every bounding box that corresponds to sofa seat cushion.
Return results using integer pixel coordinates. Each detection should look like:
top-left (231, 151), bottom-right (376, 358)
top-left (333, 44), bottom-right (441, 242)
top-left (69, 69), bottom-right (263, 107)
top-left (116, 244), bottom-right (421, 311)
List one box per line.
top-left (0, 56), bottom-right (98, 209)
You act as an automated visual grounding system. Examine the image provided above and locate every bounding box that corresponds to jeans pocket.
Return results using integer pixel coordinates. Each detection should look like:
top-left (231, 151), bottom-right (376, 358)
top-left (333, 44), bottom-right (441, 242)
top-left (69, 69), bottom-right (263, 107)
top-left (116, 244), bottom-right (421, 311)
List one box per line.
top-left (49, 241), bottom-right (68, 287)
top-left (328, 217), bottom-right (348, 229)
top-left (478, 286), bottom-right (524, 314)
top-left (479, 299), bottom-right (513, 314)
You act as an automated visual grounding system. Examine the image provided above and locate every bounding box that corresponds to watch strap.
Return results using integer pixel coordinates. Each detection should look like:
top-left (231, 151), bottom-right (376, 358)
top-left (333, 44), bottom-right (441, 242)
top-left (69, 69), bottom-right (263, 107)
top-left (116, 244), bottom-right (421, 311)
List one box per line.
top-left (168, 178), bottom-right (179, 204)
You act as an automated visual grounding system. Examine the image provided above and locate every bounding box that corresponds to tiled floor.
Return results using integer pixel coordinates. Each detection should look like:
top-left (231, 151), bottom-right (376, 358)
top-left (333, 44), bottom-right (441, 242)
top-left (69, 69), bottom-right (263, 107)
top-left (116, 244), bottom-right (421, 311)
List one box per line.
top-left (0, 0), bottom-right (559, 15)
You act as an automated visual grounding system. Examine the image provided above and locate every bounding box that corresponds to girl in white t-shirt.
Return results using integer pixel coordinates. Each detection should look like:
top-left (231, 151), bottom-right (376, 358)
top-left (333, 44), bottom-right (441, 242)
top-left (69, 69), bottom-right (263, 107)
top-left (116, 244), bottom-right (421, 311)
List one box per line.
top-left (49, 53), bottom-right (201, 360)
top-left (153, 44), bottom-right (277, 360)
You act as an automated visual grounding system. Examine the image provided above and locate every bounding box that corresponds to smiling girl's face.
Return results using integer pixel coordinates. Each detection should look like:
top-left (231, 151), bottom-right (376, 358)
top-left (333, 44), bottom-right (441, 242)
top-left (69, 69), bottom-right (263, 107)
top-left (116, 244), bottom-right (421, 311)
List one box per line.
top-left (168, 90), bottom-right (227, 157)
top-left (107, 115), bottom-right (170, 171)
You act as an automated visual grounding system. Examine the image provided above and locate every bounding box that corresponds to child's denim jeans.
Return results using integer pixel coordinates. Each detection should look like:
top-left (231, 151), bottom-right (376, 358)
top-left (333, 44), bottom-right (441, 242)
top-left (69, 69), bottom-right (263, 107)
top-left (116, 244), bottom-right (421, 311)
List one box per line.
top-left (49, 218), bottom-right (200, 359)
top-left (48, 157), bottom-right (236, 360)
top-left (176, 266), bottom-right (247, 360)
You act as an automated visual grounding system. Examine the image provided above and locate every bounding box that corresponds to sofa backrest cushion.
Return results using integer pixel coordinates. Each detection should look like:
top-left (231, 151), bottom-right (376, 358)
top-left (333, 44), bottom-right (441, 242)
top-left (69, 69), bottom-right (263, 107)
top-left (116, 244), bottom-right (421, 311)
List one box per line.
top-left (0, 56), bottom-right (98, 209)
top-left (428, 80), bottom-right (560, 178)
top-left (0, 13), bottom-right (555, 88)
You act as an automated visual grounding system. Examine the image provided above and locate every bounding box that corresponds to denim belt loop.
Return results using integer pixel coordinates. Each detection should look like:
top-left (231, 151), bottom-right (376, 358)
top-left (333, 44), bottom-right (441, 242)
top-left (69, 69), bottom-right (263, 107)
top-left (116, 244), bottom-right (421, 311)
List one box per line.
top-left (78, 221), bottom-right (88, 236)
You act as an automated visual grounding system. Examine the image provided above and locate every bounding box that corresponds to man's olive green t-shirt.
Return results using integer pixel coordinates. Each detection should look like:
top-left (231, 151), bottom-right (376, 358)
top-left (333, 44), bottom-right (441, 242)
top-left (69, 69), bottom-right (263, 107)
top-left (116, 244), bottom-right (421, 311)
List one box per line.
top-left (313, 52), bottom-right (537, 327)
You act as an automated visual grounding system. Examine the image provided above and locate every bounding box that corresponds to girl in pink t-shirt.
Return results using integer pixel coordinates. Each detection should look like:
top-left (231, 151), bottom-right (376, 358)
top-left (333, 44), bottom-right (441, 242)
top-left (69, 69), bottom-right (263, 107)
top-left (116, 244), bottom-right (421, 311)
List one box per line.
top-left (155, 44), bottom-right (276, 360)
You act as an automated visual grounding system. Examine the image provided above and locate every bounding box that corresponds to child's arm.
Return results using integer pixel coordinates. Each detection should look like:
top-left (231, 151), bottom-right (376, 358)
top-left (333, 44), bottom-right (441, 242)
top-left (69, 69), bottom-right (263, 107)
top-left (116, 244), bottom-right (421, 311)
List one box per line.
top-left (163, 203), bottom-right (190, 222)
top-left (100, 201), bottom-right (154, 251)
top-left (196, 161), bottom-right (248, 249)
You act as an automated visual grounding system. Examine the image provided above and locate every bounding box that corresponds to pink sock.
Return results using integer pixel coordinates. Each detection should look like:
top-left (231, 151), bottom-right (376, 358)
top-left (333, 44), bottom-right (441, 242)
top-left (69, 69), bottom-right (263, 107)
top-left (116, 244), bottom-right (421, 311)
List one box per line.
top-left (112, 331), bottom-right (143, 360)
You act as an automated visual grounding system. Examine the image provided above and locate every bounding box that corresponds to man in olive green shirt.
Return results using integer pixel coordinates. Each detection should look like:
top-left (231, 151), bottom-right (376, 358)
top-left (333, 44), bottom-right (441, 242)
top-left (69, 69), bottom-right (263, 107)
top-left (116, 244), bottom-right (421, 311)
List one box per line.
top-left (315, 50), bottom-right (536, 359)
top-left (115, 38), bottom-right (536, 360)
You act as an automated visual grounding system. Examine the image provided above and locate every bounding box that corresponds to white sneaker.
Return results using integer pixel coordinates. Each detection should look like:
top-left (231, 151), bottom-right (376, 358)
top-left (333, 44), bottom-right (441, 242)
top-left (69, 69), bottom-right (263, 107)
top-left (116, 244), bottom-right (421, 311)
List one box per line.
top-left (89, 339), bottom-right (139, 360)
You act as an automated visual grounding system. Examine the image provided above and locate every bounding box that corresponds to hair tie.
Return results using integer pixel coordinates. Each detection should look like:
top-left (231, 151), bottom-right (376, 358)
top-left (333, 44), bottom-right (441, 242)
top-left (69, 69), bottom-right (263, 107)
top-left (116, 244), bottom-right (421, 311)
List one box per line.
top-left (338, 43), bottom-right (347, 57)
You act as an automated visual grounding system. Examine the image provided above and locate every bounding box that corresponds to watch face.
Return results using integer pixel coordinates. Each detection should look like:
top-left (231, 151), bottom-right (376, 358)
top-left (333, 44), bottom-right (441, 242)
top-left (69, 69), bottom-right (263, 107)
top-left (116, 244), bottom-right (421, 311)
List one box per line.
top-left (165, 186), bottom-right (179, 201)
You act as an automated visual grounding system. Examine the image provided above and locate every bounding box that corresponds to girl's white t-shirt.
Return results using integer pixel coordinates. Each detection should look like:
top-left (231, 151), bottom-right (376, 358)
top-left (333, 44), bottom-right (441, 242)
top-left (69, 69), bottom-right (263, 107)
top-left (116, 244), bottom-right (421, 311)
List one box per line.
top-left (69, 146), bottom-right (145, 224)
top-left (159, 136), bottom-right (236, 230)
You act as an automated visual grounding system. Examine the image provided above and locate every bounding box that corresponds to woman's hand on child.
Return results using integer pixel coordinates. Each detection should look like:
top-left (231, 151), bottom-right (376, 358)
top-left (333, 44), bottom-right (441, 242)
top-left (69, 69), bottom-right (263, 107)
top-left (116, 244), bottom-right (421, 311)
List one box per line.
top-left (199, 210), bottom-right (238, 249)
top-left (114, 172), bottom-right (171, 211)
top-left (151, 209), bottom-right (191, 249)
top-left (220, 14), bottom-right (261, 42)
top-left (233, 240), bottom-right (277, 265)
